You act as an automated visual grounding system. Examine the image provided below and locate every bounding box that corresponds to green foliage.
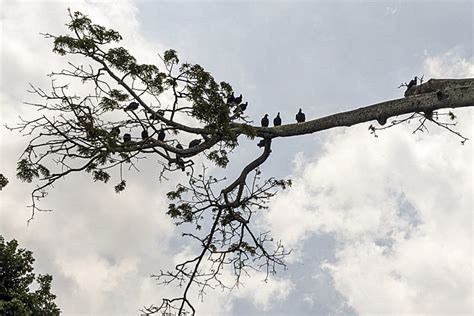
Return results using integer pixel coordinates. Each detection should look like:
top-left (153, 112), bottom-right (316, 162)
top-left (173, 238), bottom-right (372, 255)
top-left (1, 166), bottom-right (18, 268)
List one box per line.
top-left (0, 174), bottom-right (8, 190)
top-left (163, 49), bottom-right (179, 66)
top-left (16, 160), bottom-right (50, 183)
top-left (92, 170), bottom-right (110, 183)
top-left (0, 236), bottom-right (60, 315)
top-left (166, 185), bottom-right (189, 201)
top-left (114, 180), bottom-right (126, 193)
top-left (167, 203), bottom-right (193, 222)
top-left (240, 124), bottom-right (257, 139)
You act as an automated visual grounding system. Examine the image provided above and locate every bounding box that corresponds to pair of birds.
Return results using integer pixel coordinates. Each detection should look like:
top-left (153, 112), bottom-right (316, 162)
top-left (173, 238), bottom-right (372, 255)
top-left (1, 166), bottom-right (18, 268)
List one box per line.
top-left (260, 109), bottom-right (306, 127)
top-left (228, 93), bottom-right (248, 114)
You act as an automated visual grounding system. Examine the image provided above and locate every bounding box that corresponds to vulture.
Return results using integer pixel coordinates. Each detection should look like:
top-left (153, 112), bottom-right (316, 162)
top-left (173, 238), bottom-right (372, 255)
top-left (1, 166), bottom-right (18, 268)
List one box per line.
top-left (234, 94), bottom-right (243, 105)
top-left (189, 139), bottom-right (201, 148)
top-left (406, 76), bottom-right (417, 92)
top-left (123, 133), bottom-right (131, 142)
top-left (296, 108), bottom-right (305, 123)
top-left (157, 129), bottom-right (166, 141)
top-left (124, 101), bottom-right (139, 111)
top-left (261, 114), bottom-right (269, 127)
top-left (273, 112), bottom-right (282, 126)
top-left (233, 101), bottom-right (248, 115)
top-left (141, 129), bottom-right (149, 140)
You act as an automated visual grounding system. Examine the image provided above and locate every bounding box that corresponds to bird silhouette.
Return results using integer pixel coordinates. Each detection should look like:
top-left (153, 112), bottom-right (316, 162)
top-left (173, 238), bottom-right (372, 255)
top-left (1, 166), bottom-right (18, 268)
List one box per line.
top-left (233, 101), bottom-right (248, 115)
top-left (234, 94), bottom-right (243, 104)
top-left (189, 139), bottom-right (201, 148)
top-left (296, 108), bottom-right (305, 123)
top-left (406, 76), bottom-right (417, 91)
top-left (123, 133), bottom-right (131, 142)
top-left (273, 112), bottom-right (282, 126)
top-left (261, 114), bottom-right (269, 127)
top-left (124, 101), bottom-right (139, 111)
top-left (157, 129), bottom-right (166, 141)
top-left (141, 129), bottom-right (149, 140)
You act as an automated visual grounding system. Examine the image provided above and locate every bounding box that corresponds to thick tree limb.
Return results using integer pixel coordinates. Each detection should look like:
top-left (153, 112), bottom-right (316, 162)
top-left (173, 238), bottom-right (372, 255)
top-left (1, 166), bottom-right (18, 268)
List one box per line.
top-left (236, 78), bottom-right (474, 138)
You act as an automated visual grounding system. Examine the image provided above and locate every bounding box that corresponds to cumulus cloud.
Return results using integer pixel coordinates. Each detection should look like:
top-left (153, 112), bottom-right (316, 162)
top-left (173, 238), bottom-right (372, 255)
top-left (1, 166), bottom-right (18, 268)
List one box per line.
top-left (264, 51), bottom-right (473, 314)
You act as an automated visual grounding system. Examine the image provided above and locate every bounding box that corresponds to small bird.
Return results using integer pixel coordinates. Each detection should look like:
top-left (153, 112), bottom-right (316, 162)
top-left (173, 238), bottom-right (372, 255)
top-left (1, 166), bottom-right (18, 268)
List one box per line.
top-left (123, 133), bottom-right (131, 142)
top-left (157, 129), bottom-right (166, 141)
top-left (273, 112), bottom-right (282, 126)
top-left (124, 101), bottom-right (139, 111)
top-left (296, 108), bottom-right (305, 123)
top-left (406, 76), bottom-right (417, 91)
top-left (234, 94), bottom-right (243, 105)
top-left (261, 114), bottom-right (269, 127)
top-left (141, 129), bottom-right (149, 140)
top-left (175, 143), bottom-right (185, 171)
top-left (189, 139), bottom-right (201, 148)
top-left (233, 101), bottom-right (248, 115)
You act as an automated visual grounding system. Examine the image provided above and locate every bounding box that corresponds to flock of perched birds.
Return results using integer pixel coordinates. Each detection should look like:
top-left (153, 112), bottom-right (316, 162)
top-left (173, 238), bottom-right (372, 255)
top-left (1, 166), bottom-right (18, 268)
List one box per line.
top-left (117, 93), bottom-right (307, 148)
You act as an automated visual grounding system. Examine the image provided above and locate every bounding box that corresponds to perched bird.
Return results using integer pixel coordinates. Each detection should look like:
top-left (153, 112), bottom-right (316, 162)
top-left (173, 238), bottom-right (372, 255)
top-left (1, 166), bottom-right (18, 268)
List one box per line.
top-left (141, 129), bottom-right (149, 140)
top-left (234, 94), bottom-right (243, 105)
top-left (227, 93), bottom-right (236, 105)
top-left (175, 143), bottom-right (185, 171)
top-left (123, 133), bottom-right (131, 142)
top-left (273, 112), bottom-right (282, 126)
top-left (189, 139), bottom-right (201, 148)
top-left (406, 76), bottom-right (417, 91)
top-left (261, 114), bottom-right (269, 127)
top-left (296, 108), bottom-right (305, 123)
top-left (233, 101), bottom-right (248, 115)
top-left (157, 129), bottom-right (166, 141)
top-left (124, 101), bottom-right (139, 111)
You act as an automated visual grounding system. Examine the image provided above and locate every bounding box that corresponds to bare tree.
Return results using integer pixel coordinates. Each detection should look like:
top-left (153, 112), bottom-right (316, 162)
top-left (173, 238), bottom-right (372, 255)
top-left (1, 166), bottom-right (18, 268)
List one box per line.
top-left (8, 11), bottom-right (473, 315)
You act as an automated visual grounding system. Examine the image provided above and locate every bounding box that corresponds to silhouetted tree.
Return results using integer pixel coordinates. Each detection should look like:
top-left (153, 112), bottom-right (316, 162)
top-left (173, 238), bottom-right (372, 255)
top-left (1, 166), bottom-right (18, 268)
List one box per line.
top-left (0, 235), bottom-right (60, 315)
top-left (8, 10), bottom-right (473, 315)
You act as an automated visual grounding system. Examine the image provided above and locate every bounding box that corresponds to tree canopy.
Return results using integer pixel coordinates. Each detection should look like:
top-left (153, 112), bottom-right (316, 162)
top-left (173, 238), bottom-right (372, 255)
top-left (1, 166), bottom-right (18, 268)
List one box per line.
top-left (8, 10), bottom-right (473, 315)
top-left (0, 235), bottom-right (60, 315)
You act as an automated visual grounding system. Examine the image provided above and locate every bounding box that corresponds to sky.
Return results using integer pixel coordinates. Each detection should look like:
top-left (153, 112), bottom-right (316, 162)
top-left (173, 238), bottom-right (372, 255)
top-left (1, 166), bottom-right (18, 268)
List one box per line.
top-left (0, 0), bottom-right (473, 315)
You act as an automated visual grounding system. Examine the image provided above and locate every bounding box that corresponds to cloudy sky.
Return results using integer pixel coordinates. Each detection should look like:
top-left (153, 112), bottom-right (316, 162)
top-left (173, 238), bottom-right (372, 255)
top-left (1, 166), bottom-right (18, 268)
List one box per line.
top-left (0, 0), bottom-right (473, 315)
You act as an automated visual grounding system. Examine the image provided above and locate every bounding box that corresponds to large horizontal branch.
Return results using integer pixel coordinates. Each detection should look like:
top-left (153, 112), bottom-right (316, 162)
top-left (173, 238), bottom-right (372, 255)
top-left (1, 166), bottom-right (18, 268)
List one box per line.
top-left (239, 78), bottom-right (474, 139)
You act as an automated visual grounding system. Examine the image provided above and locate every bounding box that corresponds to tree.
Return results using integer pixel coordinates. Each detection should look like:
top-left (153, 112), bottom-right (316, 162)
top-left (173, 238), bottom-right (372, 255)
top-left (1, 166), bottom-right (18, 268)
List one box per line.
top-left (0, 235), bottom-right (60, 315)
top-left (8, 10), bottom-right (473, 315)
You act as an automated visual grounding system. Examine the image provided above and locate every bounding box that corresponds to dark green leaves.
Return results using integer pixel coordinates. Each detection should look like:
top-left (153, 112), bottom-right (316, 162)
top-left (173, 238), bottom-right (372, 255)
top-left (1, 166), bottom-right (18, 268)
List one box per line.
top-left (16, 160), bottom-right (50, 183)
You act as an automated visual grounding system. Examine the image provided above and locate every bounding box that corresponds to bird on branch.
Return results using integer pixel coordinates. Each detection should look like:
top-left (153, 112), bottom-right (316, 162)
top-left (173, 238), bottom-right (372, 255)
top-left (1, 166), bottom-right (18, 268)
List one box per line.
top-left (141, 129), bottom-right (149, 140)
top-left (157, 129), bottom-right (166, 141)
top-left (273, 112), bottom-right (282, 126)
top-left (124, 101), bottom-right (139, 111)
top-left (296, 108), bottom-right (305, 123)
top-left (261, 114), bottom-right (269, 127)
top-left (123, 133), bottom-right (131, 143)
top-left (189, 139), bottom-right (201, 148)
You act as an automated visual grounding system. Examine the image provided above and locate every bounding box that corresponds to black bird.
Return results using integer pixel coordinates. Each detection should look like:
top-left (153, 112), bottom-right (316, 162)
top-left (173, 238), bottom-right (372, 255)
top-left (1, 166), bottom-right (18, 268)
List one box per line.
top-left (273, 112), bottom-right (282, 126)
top-left (234, 94), bottom-right (243, 105)
top-left (227, 93), bottom-right (236, 105)
top-left (157, 129), bottom-right (166, 141)
top-left (261, 114), bottom-right (269, 127)
top-left (189, 139), bottom-right (201, 148)
top-left (124, 101), bottom-right (139, 111)
top-left (233, 101), bottom-right (248, 115)
top-left (123, 133), bottom-right (131, 142)
top-left (141, 129), bottom-right (149, 140)
top-left (407, 76), bottom-right (417, 91)
top-left (296, 108), bottom-right (305, 123)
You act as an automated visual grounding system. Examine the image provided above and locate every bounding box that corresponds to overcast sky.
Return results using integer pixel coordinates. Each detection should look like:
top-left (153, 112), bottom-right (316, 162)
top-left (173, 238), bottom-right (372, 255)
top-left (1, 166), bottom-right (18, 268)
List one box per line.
top-left (0, 0), bottom-right (473, 315)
